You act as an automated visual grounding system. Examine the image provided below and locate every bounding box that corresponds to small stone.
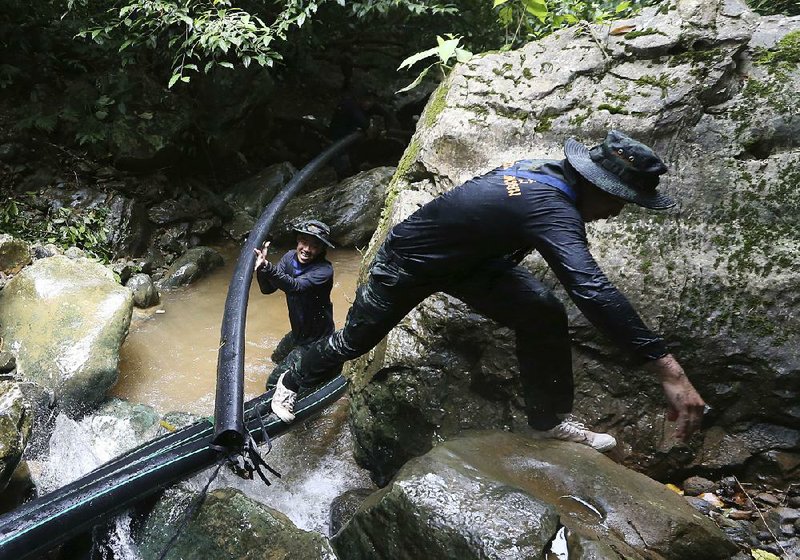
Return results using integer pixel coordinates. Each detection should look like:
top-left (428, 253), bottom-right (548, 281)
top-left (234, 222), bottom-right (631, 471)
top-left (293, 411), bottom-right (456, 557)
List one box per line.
top-left (700, 492), bottom-right (725, 509)
top-left (727, 509), bottom-right (753, 520)
top-left (64, 246), bottom-right (86, 259)
top-left (682, 476), bottom-right (715, 496)
top-left (788, 496), bottom-right (800, 508)
top-left (757, 531), bottom-right (773, 542)
top-left (0, 350), bottom-right (16, 373)
top-left (755, 492), bottom-right (781, 507)
top-left (685, 495), bottom-right (712, 515)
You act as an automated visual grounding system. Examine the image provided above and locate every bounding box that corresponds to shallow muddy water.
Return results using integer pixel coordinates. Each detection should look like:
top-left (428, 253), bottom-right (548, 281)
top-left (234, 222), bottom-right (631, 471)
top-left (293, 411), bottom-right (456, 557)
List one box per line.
top-left (111, 244), bottom-right (362, 415)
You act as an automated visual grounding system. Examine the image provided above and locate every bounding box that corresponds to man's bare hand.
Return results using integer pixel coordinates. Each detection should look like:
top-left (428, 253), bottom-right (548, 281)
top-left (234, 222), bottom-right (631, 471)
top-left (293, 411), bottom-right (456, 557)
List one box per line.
top-left (253, 241), bottom-right (270, 271)
top-left (649, 354), bottom-right (706, 441)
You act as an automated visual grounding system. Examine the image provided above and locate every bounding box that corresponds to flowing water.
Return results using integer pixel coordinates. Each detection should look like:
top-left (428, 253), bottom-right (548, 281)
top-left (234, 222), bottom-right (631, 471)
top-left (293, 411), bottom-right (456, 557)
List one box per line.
top-left (31, 244), bottom-right (374, 557)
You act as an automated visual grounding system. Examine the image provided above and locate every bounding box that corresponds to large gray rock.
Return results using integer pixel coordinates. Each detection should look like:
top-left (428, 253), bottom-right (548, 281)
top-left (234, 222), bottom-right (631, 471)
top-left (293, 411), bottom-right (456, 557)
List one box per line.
top-left (224, 162), bottom-right (297, 219)
top-left (0, 382), bottom-right (31, 493)
top-left (273, 167), bottom-right (395, 248)
top-left (0, 256), bottom-right (133, 415)
top-left (139, 487), bottom-right (336, 560)
top-left (158, 246), bottom-right (224, 289)
top-left (346, 0), bottom-right (800, 483)
top-left (333, 432), bottom-right (737, 560)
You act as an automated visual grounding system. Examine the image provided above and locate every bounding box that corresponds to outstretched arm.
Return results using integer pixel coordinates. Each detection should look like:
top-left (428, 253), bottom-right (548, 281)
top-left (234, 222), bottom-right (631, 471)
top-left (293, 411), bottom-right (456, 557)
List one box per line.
top-left (647, 354), bottom-right (706, 441)
top-left (254, 242), bottom-right (279, 294)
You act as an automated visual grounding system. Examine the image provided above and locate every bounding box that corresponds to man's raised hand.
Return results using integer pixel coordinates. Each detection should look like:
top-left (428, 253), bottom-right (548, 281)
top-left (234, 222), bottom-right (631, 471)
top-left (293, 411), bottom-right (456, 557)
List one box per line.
top-left (253, 241), bottom-right (271, 271)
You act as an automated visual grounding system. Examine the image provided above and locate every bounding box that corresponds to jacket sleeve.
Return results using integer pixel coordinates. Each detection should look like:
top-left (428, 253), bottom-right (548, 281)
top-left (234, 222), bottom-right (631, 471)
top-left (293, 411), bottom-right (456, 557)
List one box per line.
top-left (258, 259), bottom-right (332, 294)
top-left (256, 253), bottom-right (290, 294)
top-left (525, 199), bottom-right (668, 361)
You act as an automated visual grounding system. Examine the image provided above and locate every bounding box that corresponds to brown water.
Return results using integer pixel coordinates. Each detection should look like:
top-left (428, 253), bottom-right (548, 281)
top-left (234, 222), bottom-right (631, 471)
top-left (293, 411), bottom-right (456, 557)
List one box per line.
top-left (111, 244), bottom-right (363, 415)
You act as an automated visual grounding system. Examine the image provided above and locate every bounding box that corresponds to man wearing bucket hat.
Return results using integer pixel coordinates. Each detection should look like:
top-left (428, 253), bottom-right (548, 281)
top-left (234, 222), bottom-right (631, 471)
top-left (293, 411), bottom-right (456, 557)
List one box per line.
top-left (271, 130), bottom-right (706, 452)
top-left (254, 219), bottom-right (342, 392)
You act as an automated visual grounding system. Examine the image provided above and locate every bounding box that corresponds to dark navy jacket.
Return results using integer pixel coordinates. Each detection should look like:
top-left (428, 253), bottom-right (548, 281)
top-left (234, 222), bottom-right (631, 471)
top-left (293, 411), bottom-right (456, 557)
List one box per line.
top-left (257, 250), bottom-right (335, 345)
top-left (386, 158), bottom-right (668, 361)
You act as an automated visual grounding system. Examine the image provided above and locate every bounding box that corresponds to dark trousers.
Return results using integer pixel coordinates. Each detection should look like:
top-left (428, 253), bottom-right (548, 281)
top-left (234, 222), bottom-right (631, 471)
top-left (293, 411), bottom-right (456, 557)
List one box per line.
top-left (287, 246), bottom-right (574, 429)
top-left (269, 332), bottom-right (341, 390)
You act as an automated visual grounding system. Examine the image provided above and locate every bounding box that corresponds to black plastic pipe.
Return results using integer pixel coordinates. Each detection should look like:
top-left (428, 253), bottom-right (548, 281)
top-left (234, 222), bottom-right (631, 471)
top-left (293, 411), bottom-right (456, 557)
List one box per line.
top-left (213, 131), bottom-right (363, 449)
top-left (0, 376), bottom-right (348, 560)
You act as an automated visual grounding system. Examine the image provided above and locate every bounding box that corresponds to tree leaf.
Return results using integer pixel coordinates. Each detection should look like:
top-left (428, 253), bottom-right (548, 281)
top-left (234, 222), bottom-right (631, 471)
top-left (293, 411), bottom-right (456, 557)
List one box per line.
top-left (397, 45), bottom-right (440, 70)
top-left (168, 73), bottom-right (181, 88)
top-left (751, 551), bottom-right (780, 560)
top-left (396, 64), bottom-right (432, 94)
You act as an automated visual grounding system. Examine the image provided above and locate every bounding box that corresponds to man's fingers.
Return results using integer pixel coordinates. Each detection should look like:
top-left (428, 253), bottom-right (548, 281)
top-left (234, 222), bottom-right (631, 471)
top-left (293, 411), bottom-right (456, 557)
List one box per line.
top-left (674, 405), bottom-right (704, 441)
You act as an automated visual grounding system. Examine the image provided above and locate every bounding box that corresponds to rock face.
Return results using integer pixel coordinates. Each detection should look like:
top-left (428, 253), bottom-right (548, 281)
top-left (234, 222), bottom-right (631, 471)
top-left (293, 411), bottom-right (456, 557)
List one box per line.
top-left (346, 0), bottom-right (800, 484)
top-left (0, 256), bottom-right (133, 415)
top-left (158, 246), bottom-right (224, 289)
top-left (272, 167), bottom-right (395, 248)
top-left (0, 382), bottom-right (31, 493)
top-left (139, 487), bottom-right (336, 560)
top-left (333, 432), bottom-right (737, 560)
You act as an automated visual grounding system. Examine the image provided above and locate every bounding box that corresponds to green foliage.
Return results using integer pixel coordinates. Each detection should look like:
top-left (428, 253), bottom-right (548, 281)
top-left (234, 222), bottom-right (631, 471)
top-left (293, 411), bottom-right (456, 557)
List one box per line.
top-left (0, 196), bottom-right (113, 262)
top-left (491, 0), bottom-right (656, 48)
top-left (745, 0), bottom-right (800, 16)
top-left (70, 0), bottom-right (456, 87)
top-left (396, 34), bottom-right (473, 93)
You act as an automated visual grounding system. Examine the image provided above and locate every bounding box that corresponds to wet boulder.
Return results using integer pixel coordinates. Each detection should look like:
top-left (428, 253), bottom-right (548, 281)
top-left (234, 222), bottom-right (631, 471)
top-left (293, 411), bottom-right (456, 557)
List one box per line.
top-left (29, 399), bottom-right (162, 494)
top-left (0, 382), bottom-right (31, 494)
top-left (125, 273), bottom-right (160, 308)
top-left (158, 246), bottom-right (223, 289)
top-left (0, 255), bottom-right (133, 415)
top-left (347, 0), bottom-right (800, 483)
top-left (106, 194), bottom-right (149, 258)
top-left (224, 162), bottom-right (297, 219)
top-left (273, 167), bottom-right (395, 248)
top-left (332, 432), bottom-right (737, 560)
top-left (0, 234), bottom-right (31, 275)
top-left (139, 487), bottom-right (336, 560)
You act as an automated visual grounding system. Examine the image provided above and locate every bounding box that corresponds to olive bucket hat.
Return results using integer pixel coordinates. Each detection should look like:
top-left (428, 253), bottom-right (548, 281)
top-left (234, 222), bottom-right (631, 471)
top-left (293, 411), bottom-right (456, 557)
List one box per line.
top-left (293, 219), bottom-right (335, 248)
top-left (564, 130), bottom-right (675, 210)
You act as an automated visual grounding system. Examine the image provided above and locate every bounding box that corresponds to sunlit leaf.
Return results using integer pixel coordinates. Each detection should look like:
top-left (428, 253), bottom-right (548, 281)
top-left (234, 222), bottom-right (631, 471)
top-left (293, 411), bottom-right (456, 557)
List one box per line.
top-left (396, 64), bottom-right (432, 94)
top-left (751, 550), bottom-right (780, 560)
top-left (610, 24), bottom-right (637, 35)
top-left (398, 45), bottom-right (440, 70)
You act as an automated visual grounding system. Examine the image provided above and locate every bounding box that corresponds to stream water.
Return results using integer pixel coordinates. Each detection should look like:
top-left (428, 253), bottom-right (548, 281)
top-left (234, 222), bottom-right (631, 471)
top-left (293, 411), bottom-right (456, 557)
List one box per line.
top-left (112, 244), bottom-right (362, 415)
top-left (30, 243), bottom-right (375, 557)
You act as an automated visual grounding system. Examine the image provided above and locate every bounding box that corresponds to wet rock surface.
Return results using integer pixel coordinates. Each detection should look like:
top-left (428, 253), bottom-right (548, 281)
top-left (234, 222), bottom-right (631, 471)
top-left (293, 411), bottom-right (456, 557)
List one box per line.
top-left (157, 246), bottom-right (224, 289)
top-left (125, 273), bottom-right (160, 308)
top-left (333, 431), bottom-right (737, 560)
top-left (0, 382), bottom-right (31, 494)
top-left (272, 166), bottom-right (395, 248)
top-left (139, 487), bottom-right (336, 560)
top-left (0, 255), bottom-right (132, 417)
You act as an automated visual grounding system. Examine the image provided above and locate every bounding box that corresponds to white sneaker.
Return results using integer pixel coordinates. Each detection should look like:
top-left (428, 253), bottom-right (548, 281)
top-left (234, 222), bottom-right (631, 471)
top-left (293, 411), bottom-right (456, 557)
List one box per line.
top-left (534, 419), bottom-right (617, 452)
top-left (271, 373), bottom-right (297, 423)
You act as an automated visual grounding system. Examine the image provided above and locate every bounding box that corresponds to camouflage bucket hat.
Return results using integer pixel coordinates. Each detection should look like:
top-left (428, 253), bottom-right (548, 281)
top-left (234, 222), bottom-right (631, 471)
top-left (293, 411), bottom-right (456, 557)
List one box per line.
top-left (293, 219), bottom-right (335, 248)
top-left (564, 130), bottom-right (676, 210)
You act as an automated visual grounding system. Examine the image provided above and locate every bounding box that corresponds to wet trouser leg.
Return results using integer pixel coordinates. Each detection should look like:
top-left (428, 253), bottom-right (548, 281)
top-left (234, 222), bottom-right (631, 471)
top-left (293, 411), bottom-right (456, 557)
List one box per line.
top-left (286, 275), bottom-right (432, 392)
top-left (270, 331), bottom-right (297, 364)
top-left (446, 266), bottom-right (574, 430)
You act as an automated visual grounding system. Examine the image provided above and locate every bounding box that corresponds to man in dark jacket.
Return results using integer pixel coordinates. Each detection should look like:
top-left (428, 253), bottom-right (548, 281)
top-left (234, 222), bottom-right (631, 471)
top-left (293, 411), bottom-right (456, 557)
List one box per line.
top-left (254, 220), bottom-right (341, 390)
top-left (270, 131), bottom-right (706, 452)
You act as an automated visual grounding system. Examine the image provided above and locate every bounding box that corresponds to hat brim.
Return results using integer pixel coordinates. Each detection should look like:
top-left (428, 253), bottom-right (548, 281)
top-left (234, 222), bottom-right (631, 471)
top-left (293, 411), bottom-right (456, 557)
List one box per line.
top-left (564, 138), bottom-right (676, 210)
top-left (294, 228), bottom-right (335, 248)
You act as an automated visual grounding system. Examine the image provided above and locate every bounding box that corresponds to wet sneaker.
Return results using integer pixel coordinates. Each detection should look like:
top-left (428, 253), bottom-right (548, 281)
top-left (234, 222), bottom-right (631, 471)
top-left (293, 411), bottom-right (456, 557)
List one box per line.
top-left (271, 373), bottom-right (297, 423)
top-left (534, 419), bottom-right (617, 452)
